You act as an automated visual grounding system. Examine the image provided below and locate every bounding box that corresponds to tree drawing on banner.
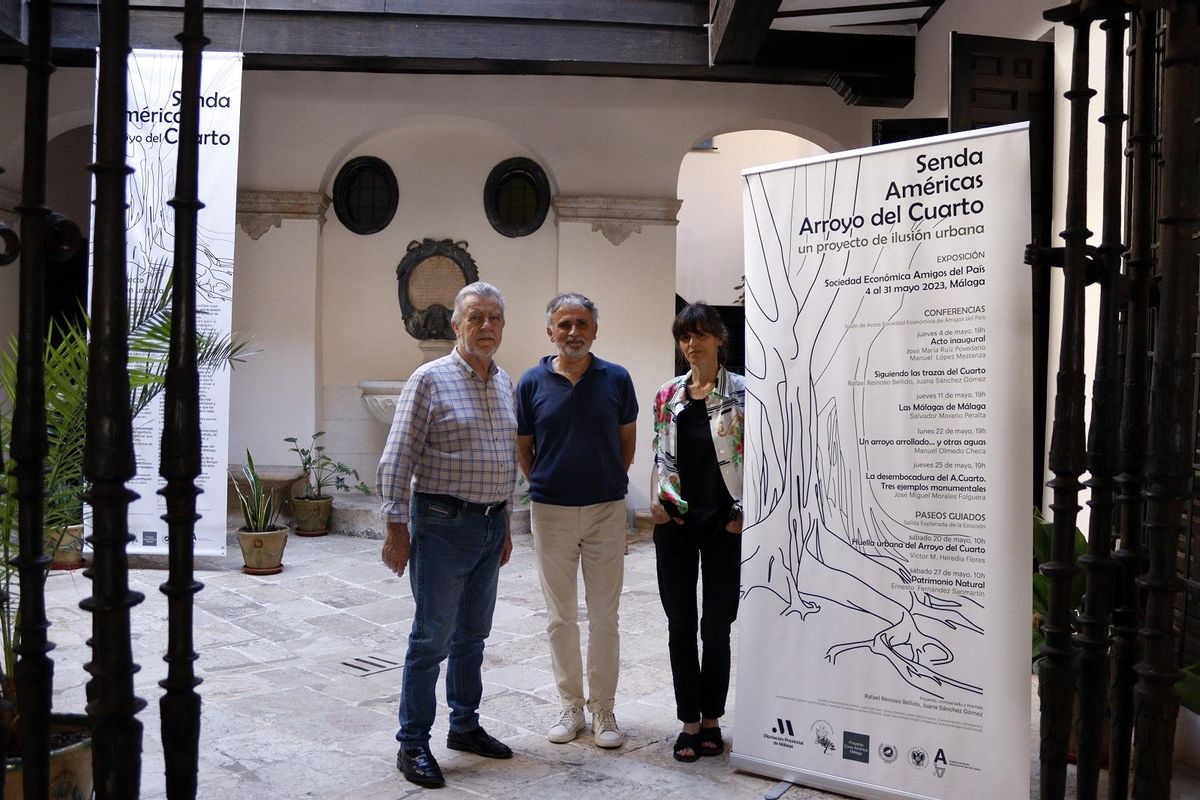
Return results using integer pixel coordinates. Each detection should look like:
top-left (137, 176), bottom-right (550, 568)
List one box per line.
top-left (125, 53), bottom-right (236, 312)
top-left (740, 160), bottom-right (984, 700)
top-left (121, 53), bottom-right (241, 421)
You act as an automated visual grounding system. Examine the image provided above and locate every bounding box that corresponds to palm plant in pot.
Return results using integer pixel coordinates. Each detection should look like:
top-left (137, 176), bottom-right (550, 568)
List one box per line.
top-left (230, 450), bottom-right (288, 575)
top-left (0, 281), bottom-right (246, 794)
top-left (0, 321), bottom-right (89, 572)
top-left (284, 432), bottom-right (371, 536)
top-left (1176, 660), bottom-right (1200, 769)
top-left (0, 321), bottom-right (93, 798)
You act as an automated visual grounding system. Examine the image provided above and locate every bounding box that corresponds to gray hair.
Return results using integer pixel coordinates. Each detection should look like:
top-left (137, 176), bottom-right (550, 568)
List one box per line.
top-left (544, 292), bottom-right (598, 326)
top-left (452, 281), bottom-right (506, 324)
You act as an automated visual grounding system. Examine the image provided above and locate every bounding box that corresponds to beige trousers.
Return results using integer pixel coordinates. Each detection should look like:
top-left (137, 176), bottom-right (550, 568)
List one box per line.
top-left (530, 499), bottom-right (626, 712)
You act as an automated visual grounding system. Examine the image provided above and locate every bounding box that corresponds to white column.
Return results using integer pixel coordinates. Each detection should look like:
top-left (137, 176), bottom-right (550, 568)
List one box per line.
top-left (230, 190), bottom-right (328, 465)
top-left (552, 195), bottom-right (682, 511)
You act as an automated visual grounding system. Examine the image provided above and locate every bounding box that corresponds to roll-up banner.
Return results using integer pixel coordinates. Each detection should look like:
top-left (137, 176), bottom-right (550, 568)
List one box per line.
top-left (89, 49), bottom-right (243, 556)
top-left (733, 123), bottom-right (1031, 800)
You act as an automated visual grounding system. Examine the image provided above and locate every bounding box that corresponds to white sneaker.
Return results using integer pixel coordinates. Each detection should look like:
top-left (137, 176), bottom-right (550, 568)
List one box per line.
top-left (548, 706), bottom-right (585, 743)
top-left (591, 708), bottom-right (624, 749)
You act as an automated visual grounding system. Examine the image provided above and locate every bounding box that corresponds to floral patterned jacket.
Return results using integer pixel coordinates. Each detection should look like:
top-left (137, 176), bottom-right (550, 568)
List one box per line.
top-left (651, 368), bottom-right (745, 516)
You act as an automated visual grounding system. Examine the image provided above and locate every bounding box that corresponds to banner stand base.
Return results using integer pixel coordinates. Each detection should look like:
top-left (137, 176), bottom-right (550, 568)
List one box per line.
top-left (765, 781), bottom-right (795, 800)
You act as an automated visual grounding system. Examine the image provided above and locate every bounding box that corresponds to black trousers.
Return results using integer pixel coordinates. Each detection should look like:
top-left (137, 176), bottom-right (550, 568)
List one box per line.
top-left (653, 518), bottom-right (742, 723)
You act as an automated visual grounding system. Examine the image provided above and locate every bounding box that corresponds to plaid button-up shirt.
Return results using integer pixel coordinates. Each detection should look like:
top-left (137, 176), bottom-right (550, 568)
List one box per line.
top-left (377, 348), bottom-right (517, 524)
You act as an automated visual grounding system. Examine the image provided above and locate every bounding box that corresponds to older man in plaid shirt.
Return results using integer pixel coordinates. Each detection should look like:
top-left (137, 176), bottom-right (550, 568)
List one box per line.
top-left (377, 281), bottom-right (517, 789)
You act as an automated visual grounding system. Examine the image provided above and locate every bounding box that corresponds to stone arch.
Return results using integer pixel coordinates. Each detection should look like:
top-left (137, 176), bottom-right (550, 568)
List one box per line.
top-left (675, 127), bottom-right (829, 307)
top-left (317, 114), bottom-right (559, 200)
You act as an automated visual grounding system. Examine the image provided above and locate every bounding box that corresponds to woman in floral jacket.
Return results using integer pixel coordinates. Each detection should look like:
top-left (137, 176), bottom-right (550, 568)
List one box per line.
top-left (649, 302), bottom-right (744, 762)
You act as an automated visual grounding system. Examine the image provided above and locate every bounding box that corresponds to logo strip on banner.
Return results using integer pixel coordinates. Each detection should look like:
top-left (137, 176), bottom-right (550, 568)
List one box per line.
top-left (731, 123), bottom-right (1032, 800)
top-left (89, 49), bottom-right (243, 556)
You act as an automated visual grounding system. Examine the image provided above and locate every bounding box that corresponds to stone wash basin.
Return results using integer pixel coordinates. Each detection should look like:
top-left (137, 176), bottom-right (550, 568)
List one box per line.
top-left (358, 380), bottom-right (406, 425)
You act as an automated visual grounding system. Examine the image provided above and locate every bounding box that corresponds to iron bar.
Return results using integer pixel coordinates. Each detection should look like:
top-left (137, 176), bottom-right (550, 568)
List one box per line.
top-left (1109, 7), bottom-right (1157, 799)
top-left (82, 1), bottom-right (146, 798)
top-left (1133, 3), bottom-right (1198, 799)
top-left (1076, 4), bottom-right (1129, 797)
top-left (11, 1), bottom-right (57, 797)
top-left (0, 164), bottom-right (12, 800)
top-left (158, 1), bottom-right (209, 797)
top-left (1039, 4), bottom-right (1093, 799)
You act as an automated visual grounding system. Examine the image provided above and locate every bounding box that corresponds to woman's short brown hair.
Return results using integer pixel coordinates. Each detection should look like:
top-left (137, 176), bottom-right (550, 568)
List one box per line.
top-left (671, 303), bottom-right (728, 366)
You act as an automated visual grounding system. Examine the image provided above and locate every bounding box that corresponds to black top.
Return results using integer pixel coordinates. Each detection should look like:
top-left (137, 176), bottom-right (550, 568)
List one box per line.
top-left (675, 396), bottom-right (734, 530)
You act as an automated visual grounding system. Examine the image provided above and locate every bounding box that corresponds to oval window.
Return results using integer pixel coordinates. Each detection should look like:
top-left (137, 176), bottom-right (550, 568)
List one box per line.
top-left (333, 156), bottom-right (398, 235)
top-left (484, 157), bottom-right (549, 238)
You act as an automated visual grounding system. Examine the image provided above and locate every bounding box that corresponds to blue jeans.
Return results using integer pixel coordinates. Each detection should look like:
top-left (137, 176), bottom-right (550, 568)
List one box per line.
top-left (397, 493), bottom-right (507, 747)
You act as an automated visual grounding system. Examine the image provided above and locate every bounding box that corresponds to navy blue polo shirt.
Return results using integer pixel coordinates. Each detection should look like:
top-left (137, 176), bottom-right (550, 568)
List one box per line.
top-left (515, 354), bottom-right (638, 506)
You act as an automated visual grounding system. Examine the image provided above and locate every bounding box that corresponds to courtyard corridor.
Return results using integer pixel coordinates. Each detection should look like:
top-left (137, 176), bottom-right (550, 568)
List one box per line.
top-left (38, 508), bottom-right (1200, 799)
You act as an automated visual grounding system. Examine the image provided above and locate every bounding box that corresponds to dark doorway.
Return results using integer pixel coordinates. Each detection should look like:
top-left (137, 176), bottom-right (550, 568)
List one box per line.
top-left (872, 117), bottom-right (948, 145)
top-left (950, 32), bottom-right (1054, 509)
top-left (45, 241), bottom-right (88, 339)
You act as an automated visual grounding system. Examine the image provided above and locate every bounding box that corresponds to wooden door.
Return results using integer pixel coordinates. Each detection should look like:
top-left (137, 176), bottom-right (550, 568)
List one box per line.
top-left (951, 32), bottom-right (1054, 509)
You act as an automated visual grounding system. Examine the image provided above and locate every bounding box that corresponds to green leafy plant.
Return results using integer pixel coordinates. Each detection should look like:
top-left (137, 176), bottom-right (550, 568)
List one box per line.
top-left (230, 450), bottom-right (282, 532)
top-left (0, 320), bottom-right (89, 534)
top-left (1179, 661), bottom-right (1200, 715)
top-left (0, 300), bottom-right (248, 734)
top-left (1031, 507), bottom-right (1087, 662)
top-left (284, 432), bottom-right (371, 500)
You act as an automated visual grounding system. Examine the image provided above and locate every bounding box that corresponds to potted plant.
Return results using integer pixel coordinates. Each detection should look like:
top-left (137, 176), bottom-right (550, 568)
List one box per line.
top-left (0, 321), bottom-right (89, 572)
top-left (283, 432), bottom-right (371, 536)
top-left (0, 276), bottom-right (246, 793)
top-left (230, 450), bottom-right (288, 575)
top-left (0, 278), bottom-right (248, 571)
top-left (1176, 660), bottom-right (1200, 769)
top-left (0, 326), bottom-right (93, 799)
top-left (1031, 507), bottom-right (1087, 661)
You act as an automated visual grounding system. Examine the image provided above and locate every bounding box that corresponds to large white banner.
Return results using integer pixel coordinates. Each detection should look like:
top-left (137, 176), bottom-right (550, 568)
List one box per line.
top-left (732, 124), bottom-right (1031, 800)
top-left (90, 49), bottom-right (242, 556)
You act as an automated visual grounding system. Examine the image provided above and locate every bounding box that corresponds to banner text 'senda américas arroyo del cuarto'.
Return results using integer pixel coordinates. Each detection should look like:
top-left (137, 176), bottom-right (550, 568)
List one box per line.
top-left (732, 123), bottom-right (1032, 800)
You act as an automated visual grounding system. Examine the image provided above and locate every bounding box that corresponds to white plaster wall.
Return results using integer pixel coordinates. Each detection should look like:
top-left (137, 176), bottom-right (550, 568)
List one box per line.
top-left (317, 122), bottom-right (559, 484)
top-left (233, 73), bottom-right (860, 198)
top-left (0, 225), bottom-right (17, 343)
top-left (0, 124), bottom-right (93, 369)
top-left (249, 74), bottom-right (862, 496)
top-left (0, 6), bottom-right (1128, 523)
top-left (45, 126), bottom-right (92, 228)
top-left (676, 131), bottom-right (826, 305)
top-left (0, 65), bottom-right (867, 501)
top-left (229, 219), bottom-right (319, 465)
top-left (556, 222), bottom-right (678, 511)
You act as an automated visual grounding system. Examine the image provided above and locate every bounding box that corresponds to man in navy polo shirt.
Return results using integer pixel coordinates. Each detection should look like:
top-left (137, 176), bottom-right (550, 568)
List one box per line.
top-left (516, 292), bottom-right (637, 749)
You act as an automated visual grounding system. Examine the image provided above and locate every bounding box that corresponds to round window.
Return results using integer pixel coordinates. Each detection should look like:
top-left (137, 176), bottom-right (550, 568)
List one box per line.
top-left (333, 156), bottom-right (398, 235)
top-left (484, 157), bottom-right (550, 238)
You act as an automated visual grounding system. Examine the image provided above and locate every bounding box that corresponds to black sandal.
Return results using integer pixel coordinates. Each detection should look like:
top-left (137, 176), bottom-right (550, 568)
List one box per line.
top-left (699, 726), bottom-right (724, 756)
top-left (673, 731), bottom-right (702, 763)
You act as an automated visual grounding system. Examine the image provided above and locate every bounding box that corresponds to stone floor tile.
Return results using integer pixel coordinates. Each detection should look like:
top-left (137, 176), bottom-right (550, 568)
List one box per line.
top-left (34, 531), bottom-right (1200, 800)
top-left (347, 594), bottom-right (416, 625)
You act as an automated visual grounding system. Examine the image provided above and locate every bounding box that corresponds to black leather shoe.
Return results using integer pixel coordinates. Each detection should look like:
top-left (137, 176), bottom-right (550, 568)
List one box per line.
top-left (446, 726), bottom-right (513, 759)
top-left (397, 745), bottom-right (445, 788)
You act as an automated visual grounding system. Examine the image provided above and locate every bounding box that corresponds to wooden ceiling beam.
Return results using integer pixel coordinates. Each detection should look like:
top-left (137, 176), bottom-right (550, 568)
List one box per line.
top-left (757, 29), bottom-right (913, 76)
top-left (55, 0), bottom-right (708, 27)
top-left (709, 0), bottom-right (783, 64)
top-left (0, 0), bottom-right (20, 47)
top-left (42, 6), bottom-right (707, 65)
top-left (0, 2), bottom-right (915, 106)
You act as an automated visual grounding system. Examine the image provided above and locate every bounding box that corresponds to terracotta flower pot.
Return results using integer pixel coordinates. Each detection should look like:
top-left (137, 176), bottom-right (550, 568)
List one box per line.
top-left (291, 496), bottom-right (333, 536)
top-left (237, 525), bottom-right (288, 575)
top-left (4, 712), bottom-right (92, 800)
top-left (1177, 706), bottom-right (1200, 770)
top-left (44, 523), bottom-right (85, 570)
